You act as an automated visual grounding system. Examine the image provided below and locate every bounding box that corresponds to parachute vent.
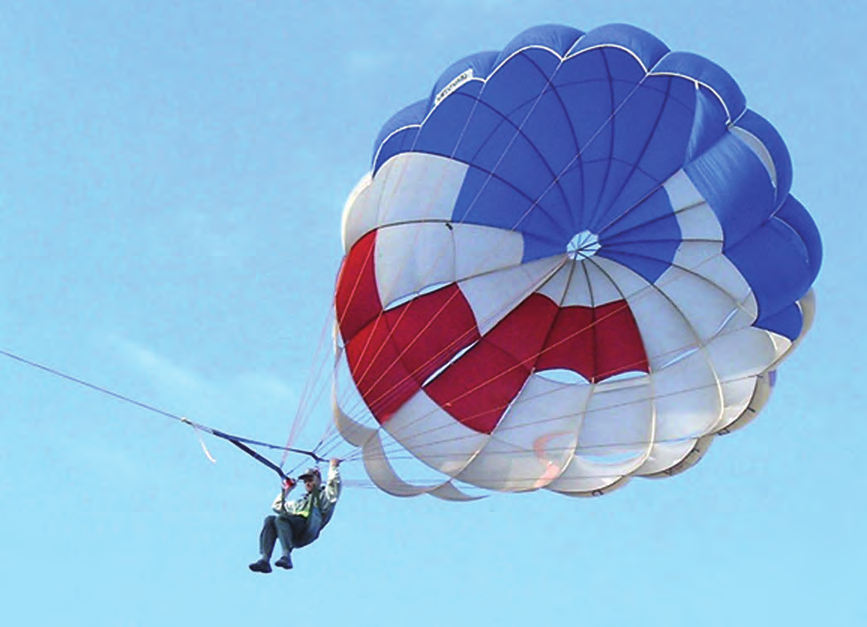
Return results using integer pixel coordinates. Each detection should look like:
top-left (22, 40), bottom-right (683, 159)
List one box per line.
top-left (567, 230), bottom-right (601, 260)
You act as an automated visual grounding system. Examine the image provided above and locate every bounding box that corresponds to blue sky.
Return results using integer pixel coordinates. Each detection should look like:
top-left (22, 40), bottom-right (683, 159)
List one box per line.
top-left (0, 1), bottom-right (862, 625)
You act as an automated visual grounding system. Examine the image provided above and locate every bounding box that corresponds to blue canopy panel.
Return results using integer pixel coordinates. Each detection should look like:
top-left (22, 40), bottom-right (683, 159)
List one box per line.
top-left (733, 109), bottom-right (793, 205)
top-left (368, 24), bottom-right (822, 341)
top-left (725, 196), bottom-right (822, 337)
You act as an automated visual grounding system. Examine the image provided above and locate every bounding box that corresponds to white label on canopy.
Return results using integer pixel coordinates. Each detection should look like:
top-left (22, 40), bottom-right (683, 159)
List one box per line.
top-left (435, 69), bottom-right (474, 106)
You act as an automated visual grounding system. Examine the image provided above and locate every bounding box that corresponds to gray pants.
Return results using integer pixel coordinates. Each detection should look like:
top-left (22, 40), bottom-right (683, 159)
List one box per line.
top-left (259, 514), bottom-right (308, 559)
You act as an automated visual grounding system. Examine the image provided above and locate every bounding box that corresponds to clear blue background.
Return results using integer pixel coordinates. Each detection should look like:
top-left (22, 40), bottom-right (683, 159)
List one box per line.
top-left (0, 2), bottom-right (860, 626)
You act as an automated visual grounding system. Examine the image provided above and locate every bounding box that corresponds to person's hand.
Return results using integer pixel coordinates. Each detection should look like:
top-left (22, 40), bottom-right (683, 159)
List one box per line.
top-left (282, 477), bottom-right (297, 491)
top-left (330, 458), bottom-right (342, 468)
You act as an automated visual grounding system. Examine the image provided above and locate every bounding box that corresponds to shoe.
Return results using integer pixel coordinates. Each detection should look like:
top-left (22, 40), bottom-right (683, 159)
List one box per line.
top-left (249, 559), bottom-right (272, 573)
top-left (274, 555), bottom-right (293, 570)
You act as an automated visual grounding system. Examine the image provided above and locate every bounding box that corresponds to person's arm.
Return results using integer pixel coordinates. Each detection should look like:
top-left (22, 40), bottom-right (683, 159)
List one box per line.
top-left (324, 458), bottom-right (342, 503)
top-left (272, 478), bottom-right (296, 513)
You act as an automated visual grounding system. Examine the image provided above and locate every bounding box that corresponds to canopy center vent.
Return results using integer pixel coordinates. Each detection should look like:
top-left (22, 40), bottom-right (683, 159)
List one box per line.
top-left (567, 230), bottom-right (601, 260)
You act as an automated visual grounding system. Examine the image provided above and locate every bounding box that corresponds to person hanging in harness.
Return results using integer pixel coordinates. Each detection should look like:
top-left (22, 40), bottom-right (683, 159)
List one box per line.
top-left (249, 458), bottom-right (342, 573)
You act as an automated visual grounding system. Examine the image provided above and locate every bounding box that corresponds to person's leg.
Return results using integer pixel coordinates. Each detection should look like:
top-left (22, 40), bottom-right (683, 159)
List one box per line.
top-left (259, 515), bottom-right (279, 559)
top-left (249, 515), bottom-right (279, 573)
top-left (273, 516), bottom-right (307, 569)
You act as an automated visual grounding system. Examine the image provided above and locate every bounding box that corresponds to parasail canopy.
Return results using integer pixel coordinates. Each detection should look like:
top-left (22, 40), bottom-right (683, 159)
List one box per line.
top-left (331, 23), bottom-right (822, 499)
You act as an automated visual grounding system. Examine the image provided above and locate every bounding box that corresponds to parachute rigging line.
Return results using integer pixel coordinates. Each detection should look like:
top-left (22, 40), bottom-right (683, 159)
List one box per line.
top-left (0, 347), bottom-right (325, 479)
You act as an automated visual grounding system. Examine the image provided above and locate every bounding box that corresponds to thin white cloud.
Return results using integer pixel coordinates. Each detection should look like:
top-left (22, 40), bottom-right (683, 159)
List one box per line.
top-left (113, 336), bottom-right (206, 397)
top-left (345, 49), bottom-right (390, 74)
top-left (107, 334), bottom-right (299, 439)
